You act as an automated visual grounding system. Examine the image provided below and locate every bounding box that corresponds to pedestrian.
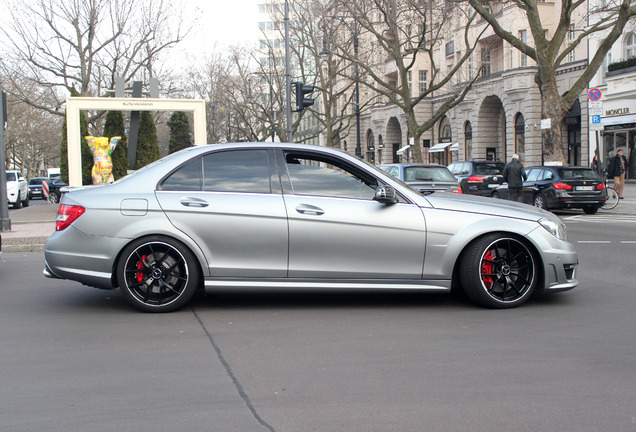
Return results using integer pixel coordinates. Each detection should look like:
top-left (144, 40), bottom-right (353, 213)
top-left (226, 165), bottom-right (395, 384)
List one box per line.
top-left (591, 153), bottom-right (604, 178)
top-left (607, 148), bottom-right (629, 199)
top-left (503, 154), bottom-right (527, 202)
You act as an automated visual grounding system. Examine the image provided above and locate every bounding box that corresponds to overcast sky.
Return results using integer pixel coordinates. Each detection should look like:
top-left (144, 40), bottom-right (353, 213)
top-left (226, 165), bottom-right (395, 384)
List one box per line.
top-left (179, 0), bottom-right (261, 56)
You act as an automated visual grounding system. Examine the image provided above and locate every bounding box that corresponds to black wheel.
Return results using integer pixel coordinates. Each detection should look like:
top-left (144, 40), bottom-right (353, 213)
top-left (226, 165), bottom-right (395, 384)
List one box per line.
top-left (22, 193), bottom-right (29, 207)
top-left (13, 192), bottom-right (22, 209)
top-left (117, 237), bottom-right (200, 312)
top-left (583, 206), bottom-right (599, 215)
top-left (491, 191), bottom-right (501, 199)
top-left (49, 192), bottom-right (59, 203)
top-left (461, 234), bottom-right (537, 308)
top-left (533, 194), bottom-right (547, 209)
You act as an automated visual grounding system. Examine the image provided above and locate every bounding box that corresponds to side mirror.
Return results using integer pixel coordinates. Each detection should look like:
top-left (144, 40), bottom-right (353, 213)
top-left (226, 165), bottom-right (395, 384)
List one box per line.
top-left (374, 185), bottom-right (398, 205)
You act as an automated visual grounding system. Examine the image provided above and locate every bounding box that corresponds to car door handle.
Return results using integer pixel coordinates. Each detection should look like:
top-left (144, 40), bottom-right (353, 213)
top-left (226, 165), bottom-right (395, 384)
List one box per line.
top-left (180, 197), bottom-right (209, 208)
top-left (295, 204), bottom-right (325, 215)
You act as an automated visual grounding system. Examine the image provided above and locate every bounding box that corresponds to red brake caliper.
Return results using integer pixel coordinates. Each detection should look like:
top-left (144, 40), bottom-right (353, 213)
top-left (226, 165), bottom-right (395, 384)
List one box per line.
top-left (136, 255), bottom-right (147, 283)
top-left (481, 249), bottom-right (494, 289)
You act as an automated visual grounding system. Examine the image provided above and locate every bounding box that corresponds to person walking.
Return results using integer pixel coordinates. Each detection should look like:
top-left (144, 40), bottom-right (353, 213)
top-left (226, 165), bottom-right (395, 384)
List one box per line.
top-left (503, 154), bottom-right (527, 202)
top-left (607, 148), bottom-right (629, 199)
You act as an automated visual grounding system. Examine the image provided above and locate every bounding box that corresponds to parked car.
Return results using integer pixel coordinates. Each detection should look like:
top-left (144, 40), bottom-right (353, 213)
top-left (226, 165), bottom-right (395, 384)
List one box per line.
top-left (447, 159), bottom-right (506, 197)
top-left (47, 178), bottom-right (68, 203)
top-left (27, 177), bottom-right (49, 200)
top-left (5, 170), bottom-right (29, 208)
top-left (44, 143), bottom-right (578, 312)
top-left (378, 163), bottom-right (461, 195)
top-left (492, 166), bottom-right (607, 214)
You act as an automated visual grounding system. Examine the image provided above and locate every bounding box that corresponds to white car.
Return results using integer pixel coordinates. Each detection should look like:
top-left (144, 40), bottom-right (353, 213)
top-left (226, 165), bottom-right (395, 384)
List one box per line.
top-left (6, 170), bottom-right (29, 208)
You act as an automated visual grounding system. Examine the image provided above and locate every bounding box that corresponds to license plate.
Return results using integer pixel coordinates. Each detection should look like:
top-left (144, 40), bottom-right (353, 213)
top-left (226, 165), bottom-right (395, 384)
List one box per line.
top-left (576, 186), bottom-right (593, 191)
top-left (488, 184), bottom-right (497, 188)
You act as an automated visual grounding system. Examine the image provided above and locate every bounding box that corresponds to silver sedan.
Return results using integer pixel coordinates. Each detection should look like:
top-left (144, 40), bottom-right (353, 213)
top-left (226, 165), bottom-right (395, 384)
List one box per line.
top-left (44, 143), bottom-right (578, 312)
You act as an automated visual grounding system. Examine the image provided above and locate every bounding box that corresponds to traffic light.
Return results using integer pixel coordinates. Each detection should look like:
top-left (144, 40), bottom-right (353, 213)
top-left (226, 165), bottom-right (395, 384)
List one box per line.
top-left (292, 82), bottom-right (314, 112)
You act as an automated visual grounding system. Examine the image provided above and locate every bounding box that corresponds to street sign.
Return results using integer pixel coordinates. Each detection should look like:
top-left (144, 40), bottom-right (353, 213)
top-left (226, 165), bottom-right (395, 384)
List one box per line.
top-left (589, 108), bottom-right (603, 116)
top-left (591, 115), bottom-right (602, 124)
top-left (588, 88), bottom-right (602, 101)
top-left (590, 122), bottom-right (604, 131)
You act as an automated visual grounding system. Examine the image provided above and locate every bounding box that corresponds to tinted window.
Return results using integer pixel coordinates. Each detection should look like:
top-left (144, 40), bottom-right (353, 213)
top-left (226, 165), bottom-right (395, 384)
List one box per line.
top-left (557, 168), bottom-right (600, 181)
top-left (202, 150), bottom-right (271, 193)
top-left (162, 159), bottom-right (202, 191)
top-left (404, 166), bottom-right (456, 182)
top-left (474, 163), bottom-right (505, 175)
top-left (286, 153), bottom-right (377, 200)
top-left (29, 178), bottom-right (44, 185)
top-left (6, 172), bottom-right (17, 181)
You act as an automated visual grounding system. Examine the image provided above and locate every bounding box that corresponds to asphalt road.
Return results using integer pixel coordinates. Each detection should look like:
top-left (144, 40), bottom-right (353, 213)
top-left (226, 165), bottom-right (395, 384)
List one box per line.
top-left (1, 216), bottom-right (636, 432)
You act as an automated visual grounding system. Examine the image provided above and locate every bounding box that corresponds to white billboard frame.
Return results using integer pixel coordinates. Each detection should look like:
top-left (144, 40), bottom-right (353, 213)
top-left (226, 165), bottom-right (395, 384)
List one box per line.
top-left (65, 97), bottom-right (207, 186)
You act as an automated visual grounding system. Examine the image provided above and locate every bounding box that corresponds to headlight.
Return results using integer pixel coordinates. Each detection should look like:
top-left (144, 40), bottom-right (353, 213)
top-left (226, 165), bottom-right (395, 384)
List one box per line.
top-left (539, 217), bottom-right (567, 241)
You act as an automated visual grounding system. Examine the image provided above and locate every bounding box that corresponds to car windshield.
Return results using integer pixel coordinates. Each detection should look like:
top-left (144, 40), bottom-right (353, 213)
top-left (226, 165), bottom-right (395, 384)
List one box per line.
top-left (29, 178), bottom-right (44, 185)
top-left (6, 172), bottom-right (17, 181)
top-left (474, 163), bottom-right (505, 175)
top-left (557, 168), bottom-right (600, 180)
top-left (404, 166), bottom-right (456, 182)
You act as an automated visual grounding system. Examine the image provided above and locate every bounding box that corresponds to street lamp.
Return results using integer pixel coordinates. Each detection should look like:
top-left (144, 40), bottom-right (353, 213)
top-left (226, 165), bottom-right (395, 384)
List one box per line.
top-left (321, 16), bottom-right (361, 158)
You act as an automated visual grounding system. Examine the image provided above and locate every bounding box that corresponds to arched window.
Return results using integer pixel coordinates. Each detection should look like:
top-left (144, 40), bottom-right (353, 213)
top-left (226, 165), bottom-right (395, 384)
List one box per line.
top-left (626, 32), bottom-right (636, 59)
top-left (366, 130), bottom-right (375, 163)
top-left (439, 117), bottom-right (452, 141)
top-left (464, 121), bottom-right (473, 160)
top-left (514, 113), bottom-right (525, 160)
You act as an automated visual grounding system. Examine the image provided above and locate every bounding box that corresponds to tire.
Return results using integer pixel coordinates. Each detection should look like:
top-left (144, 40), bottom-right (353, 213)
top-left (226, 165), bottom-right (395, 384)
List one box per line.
top-left (460, 234), bottom-right (537, 308)
top-left (602, 187), bottom-right (619, 210)
top-left (583, 206), bottom-right (599, 215)
top-left (116, 236), bottom-right (201, 313)
top-left (13, 192), bottom-right (22, 209)
top-left (49, 192), bottom-right (59, 204)
top-left (533, 193), bottom-right (547, 209)
top-left (22, 193), bottom-right (29, 207)
top-left (491, 191), bottom-right (500, 199)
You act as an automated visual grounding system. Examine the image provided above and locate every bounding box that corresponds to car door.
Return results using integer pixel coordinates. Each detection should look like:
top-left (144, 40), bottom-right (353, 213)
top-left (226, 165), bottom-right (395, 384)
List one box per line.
top-left (156, 148), bottom-right (288, 278)
top-left (278, 150), bottom-right (426, 279)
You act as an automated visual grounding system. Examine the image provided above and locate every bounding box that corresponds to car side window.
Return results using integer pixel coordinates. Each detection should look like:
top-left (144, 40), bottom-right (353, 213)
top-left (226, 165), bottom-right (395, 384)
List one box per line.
top-left (202, 150), bottom-right (271, 193)
top-left (526, 169), bottom-right (540, 182)
top-left (161, 158), bottom-right (202, 191)
top-left (284, 153), bottom-right (377, 200)
top-left (460, 163), bottom-right (470, 175)
top-left (161, 150), bottom-right (271, 193)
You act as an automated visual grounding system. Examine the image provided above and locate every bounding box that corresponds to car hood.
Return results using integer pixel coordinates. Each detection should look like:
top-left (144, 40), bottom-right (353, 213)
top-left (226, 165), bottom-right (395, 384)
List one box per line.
top-left (422, 192), bottom-right (554, 222)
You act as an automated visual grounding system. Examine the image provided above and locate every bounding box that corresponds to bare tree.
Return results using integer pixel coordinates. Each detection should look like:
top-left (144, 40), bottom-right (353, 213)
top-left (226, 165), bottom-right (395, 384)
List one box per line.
top-left (0, 0), bottom-right (188, 118)
top-left (329, 0), bottom-right (486, 162)
top-left (466, 0), bottom-right (636, 164)
top-left (3, 80), bottom-right (62, 176)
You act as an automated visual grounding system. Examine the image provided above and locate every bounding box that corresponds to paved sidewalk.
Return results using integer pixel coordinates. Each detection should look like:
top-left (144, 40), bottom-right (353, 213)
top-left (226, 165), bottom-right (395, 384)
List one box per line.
top-left (2, 182), bottom-right (636, 253)
top-left (1, 202), bottom-right (58, 253)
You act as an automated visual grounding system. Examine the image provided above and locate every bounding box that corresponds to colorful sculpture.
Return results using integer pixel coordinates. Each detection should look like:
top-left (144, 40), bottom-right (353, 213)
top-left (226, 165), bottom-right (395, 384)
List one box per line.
top-left (86, 136), bottom-right (121, 184)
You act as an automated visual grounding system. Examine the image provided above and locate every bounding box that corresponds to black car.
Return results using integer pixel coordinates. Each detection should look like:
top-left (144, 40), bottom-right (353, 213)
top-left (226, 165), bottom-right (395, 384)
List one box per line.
top-left (47, 178), bottom-right (68, 203)
top-left (492, 166), bottom-right (607, 214)
top-left (27, 177), bottom-right (49, 199)
top-left (447, 159), bottom-right (505, 197)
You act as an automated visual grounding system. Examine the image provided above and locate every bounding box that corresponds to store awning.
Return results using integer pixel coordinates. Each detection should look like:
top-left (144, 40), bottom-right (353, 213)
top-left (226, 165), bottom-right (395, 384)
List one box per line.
top-left (428, 142), bottom-right (452, 153)
top-left (396, 145), bottom-right (411, 155)
top-left (450, 142), bottom-right (459, 151)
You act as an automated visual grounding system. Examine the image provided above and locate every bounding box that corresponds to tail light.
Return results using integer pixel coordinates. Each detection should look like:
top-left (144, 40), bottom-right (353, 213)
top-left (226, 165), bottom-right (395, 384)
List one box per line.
top-left (452, 185), bottom-right (462, 193)
top-left (56, 205), bottom-right (86, 231)
top-left (467, 176), bottom-right (484, 183)
top-left (553, 182), bottom-right (572, 190)
top-left (596, 183), bottom-right (606, 190)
